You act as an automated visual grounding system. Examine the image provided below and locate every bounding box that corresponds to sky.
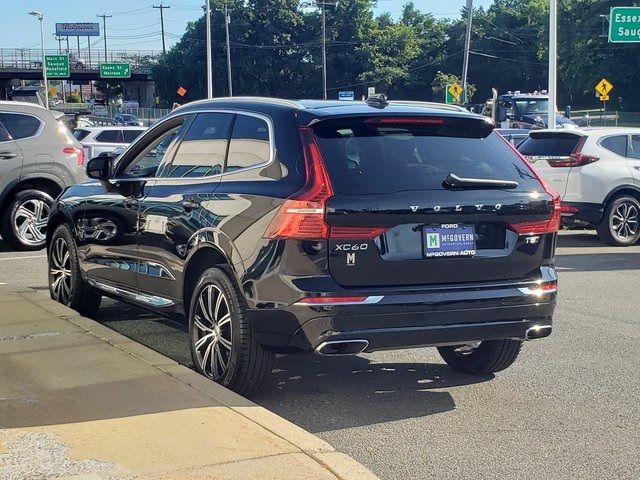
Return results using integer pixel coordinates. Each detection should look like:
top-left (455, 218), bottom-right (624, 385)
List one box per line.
top-left (1, 1), bottom-right (493, 52)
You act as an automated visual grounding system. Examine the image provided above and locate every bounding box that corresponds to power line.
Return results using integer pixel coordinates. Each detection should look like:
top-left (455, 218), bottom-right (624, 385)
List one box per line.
top-left (153, 4), bottom-right (171, 53)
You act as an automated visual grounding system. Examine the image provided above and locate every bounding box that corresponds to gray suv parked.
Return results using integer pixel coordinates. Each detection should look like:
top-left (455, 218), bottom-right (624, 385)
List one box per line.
top-left (0, 101), bottom-right (86, 250)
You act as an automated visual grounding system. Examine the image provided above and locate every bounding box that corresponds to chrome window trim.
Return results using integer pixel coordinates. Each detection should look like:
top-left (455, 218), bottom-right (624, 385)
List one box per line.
top-left (0, 111), bottom-right (45, 143)
top-left (112, 109), bottom-right (275, 184)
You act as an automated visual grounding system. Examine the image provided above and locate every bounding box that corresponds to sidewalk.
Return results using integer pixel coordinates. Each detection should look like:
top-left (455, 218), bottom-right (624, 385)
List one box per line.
top-left (0, 284), bottom-right (378, 480)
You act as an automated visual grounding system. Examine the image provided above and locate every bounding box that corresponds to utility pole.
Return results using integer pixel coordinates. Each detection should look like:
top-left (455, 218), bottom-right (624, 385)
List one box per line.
top-left (205, 0), bottom-right (213, 98)
top-left (97, 14), bottom-right (112, 63)
top-left (311, 1), bottom-right (335, 99)
top-left (153, 4), bottom-right (170, 54)
top-left (548, 0), bottom-right (557, 130)
top-left (97, 14), bottom-right (112, 104)
top-left (224, 5), bottom-right (232, 96)
top-left (461, 0), bottom-right (473, 105)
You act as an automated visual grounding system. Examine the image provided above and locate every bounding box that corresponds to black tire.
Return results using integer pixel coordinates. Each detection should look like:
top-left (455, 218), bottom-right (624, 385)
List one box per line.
top-left (596, 195), bottom-right (640, 246)
top-left (437, 339), bottom-right (523, 374)
top-left (48, 224), bottom-right (102, 317)
top-left (188, 267), bottom-right (274, 397)
top-left (1, 189), bottom-right (54, 251)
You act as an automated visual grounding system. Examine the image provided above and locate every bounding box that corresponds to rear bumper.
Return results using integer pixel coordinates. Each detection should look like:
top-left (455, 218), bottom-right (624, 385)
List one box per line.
top-left (247, 267), bottom-right (557, 353)
top-left (561, 201), bottom-right (603, 226)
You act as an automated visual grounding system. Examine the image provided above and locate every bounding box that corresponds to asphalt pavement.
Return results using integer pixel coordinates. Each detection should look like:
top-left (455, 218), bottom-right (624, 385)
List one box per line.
top-left (1, 230), bottom-right (638, 480)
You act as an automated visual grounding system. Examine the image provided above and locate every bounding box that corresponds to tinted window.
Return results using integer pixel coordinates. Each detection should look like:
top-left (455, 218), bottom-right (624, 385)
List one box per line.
top-left (313, 117), bottom-right (540, 194)
top-left (631, 135), bottom-right (640, 160)
top-left (74, 129), bottom-right (91, 141)
top-left (0, 121), bottom-right (10, 142)
top-left (600, 135), bottom-right (628, 157)
top-left (226, 115), bottom-right (270, 171)
top-left (124, 123), bottom-right (184, 178)
top-left (123, 129), bottom-right (145, 143)
top-left (518, 134), bottom-right (582, 156)
top-left (0, 113), bottom-right (41, 140)
top-left (96, 130), bottom-right (124, 143)
top-left (165, 112), bottom-right (232, 178)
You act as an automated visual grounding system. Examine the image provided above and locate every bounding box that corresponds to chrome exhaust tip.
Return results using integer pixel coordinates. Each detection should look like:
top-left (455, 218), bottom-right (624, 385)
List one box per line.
top-left (525, 325), bottom-right (552, 340)
top-left (316, 339), bottom-right (369, 355)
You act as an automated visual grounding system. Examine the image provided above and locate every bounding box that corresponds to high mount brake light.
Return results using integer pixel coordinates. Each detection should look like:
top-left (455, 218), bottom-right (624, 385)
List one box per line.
top-left (263, 128), bottom-right (386, 241)
top-left (366, 117), bottom-right (446, 125)
top-left (502, 136), bottom-right (561, 234)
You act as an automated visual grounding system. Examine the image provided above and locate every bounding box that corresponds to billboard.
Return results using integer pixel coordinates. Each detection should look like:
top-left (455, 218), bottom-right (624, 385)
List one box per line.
top-left (55, 23), bottom-right (100, 37)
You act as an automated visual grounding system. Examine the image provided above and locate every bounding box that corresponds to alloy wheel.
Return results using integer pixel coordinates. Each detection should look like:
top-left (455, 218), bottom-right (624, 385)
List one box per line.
top-left (50, 237), bottom-right (72, 305)
top-left (192, 284), bottom-right (233, 381)
top-left (14, 198), bottom-right (50, 246)
top-left (611, 201), bottom-right (639, 241)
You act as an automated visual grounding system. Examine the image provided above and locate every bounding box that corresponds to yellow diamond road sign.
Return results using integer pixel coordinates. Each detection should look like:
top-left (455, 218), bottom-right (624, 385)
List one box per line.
top-left (448, 83), bottom-right (463, 101)
top-left (595, 78), bottom-right (613, 96)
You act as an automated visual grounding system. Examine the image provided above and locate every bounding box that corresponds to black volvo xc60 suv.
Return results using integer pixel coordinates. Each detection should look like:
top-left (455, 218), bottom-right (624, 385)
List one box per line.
top-left (46, 96), bottom-right (559, 395)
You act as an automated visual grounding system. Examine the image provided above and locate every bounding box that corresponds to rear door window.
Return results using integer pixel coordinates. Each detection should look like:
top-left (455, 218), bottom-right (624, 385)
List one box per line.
top-left (74, 129), bottom-right (91, 141)
top-left (0, 113), bottom-right (41, 140)
top-left (96, 130), bottom-right (124, 143)
top-left (313, 116), bottom-right (541, 194)
top-left (518, 133), bottom-right (582, 157)
top-left (225, 115), bottom-right (270, 172)
top-left (600, 135), bottom-right (628, 157)
top-left (164, 112), bottom-right (233, 178)
top-left (123, 129), bottom-right (145, 143)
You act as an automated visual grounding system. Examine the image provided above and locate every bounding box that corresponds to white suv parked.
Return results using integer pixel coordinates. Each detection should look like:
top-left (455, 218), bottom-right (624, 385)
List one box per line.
top-left (518, 128), bottom-right (640, 245)
top-left (74, 126), bottom-right (146, 160)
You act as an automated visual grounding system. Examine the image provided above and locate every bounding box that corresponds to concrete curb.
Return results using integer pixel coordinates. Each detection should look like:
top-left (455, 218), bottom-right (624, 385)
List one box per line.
top-left (2, 285), bottom-right (378, 480)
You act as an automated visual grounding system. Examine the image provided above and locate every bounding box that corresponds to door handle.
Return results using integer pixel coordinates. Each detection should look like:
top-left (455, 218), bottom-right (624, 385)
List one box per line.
top-left (181, 200), bottom-right (200, 211)
top-left (0, 152), bottom-right (18, 159)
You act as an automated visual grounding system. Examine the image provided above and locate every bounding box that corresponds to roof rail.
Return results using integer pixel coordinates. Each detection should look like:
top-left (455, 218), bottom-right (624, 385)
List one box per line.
top-left (177, 96), bottom-right (305, 110)
top-left (388, 100), bottom-right (469, 112)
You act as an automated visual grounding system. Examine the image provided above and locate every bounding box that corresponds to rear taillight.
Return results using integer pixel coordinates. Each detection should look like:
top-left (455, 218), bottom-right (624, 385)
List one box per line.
top-left (547, 137), bottom-right (598, 167)
top-left (518, 280), bottom-right (557, 296)
top-left (502, 136), bottom-right (561, 235)
top-left (263, 128), bottom-right (333, 240)
top-left (263, 128), bottom-right (387, 241)
top-left (63, 146), bottom-right (85, 166)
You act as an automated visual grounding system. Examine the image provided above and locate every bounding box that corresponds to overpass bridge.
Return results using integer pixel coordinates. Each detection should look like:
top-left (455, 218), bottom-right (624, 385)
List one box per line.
top-left (0, 48), bottom-right (161, 106)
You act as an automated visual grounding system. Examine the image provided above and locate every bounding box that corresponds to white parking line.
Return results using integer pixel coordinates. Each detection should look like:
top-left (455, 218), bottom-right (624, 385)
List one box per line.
top-left (0, 255), bottom-right (47, 261)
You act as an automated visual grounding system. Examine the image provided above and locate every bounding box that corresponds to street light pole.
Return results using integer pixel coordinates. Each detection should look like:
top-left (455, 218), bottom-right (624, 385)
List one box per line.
top-left (29, 11), bottom-right (48, 109)
top-left (205, 0), bottom-right (213, 98)
top-left (548, 0), bottom-right (557, 130)
top-left (321, 2), bottom-right (327, 99)
top-left (461, 0), bottom-right (473, 105)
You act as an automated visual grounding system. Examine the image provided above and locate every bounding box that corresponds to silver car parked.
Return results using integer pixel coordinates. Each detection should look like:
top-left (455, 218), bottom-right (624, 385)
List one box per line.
top-left (0, 101), bottom-right (86, 250)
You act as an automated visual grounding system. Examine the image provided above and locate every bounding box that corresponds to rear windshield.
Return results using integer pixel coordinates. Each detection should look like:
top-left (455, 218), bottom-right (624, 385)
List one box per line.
top-left (313, 117), bottom-right (541, 194)
top-left (518, 133), bottom-right (581, 156)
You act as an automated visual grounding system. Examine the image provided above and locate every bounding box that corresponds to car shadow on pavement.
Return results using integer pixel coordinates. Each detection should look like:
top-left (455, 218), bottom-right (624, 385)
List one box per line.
top-left (254, 354), bottom-right (493, 433)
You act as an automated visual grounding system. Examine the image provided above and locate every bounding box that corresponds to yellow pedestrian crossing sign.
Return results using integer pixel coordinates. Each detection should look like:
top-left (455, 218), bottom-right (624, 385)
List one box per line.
top-left (446, 83), bottom-right (464, 104)
top-left (599, 94), bottom-right (610, 102)
top-left (595, 78), bottom-right (613, 97)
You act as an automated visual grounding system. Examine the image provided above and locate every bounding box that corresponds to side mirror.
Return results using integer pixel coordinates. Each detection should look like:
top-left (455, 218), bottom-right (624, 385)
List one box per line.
top-left (498, 107), bottom-right (507, 123)
top-left (86, 155), bottom-right (114, 181)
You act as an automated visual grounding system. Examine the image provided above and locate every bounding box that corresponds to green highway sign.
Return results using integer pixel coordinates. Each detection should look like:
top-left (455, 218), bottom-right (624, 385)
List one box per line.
top-left (100, 63), bottom-right (131, 78)
top-left (45, 54), bottom-right (69, 78)
top-left (609, 7), bottom-right (640, 43)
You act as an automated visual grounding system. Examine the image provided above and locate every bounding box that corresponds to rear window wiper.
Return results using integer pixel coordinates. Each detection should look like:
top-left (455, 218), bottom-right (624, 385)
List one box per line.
top-left (443, 173), bottom-right (519, 190)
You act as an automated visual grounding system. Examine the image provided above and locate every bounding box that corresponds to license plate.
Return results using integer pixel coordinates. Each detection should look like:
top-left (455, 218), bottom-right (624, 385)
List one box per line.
top-left (423, 224), bottom-right (476, 258)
